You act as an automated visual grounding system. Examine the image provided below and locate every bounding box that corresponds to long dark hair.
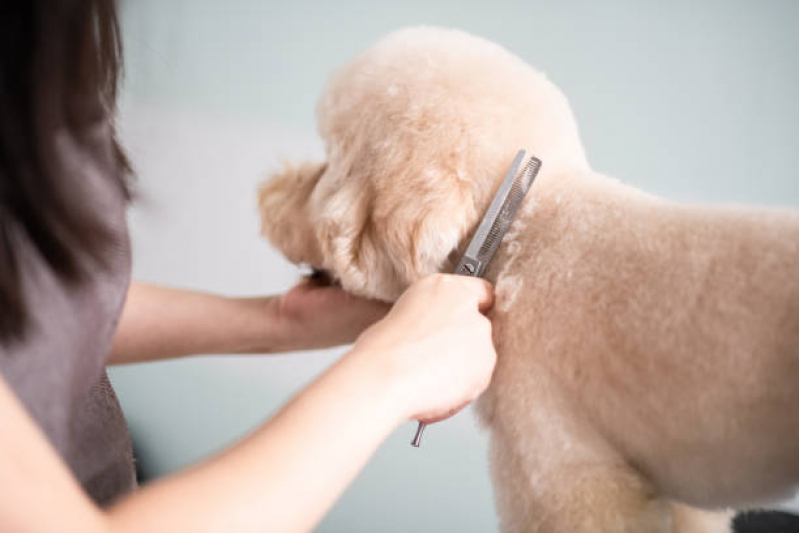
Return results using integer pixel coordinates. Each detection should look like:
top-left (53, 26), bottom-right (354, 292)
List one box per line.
top-left (0, 0), bottom-right (130, 341)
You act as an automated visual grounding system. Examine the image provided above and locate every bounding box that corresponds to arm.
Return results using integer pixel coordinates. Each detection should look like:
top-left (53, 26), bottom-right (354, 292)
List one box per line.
top-left (110, 349), bottom-right (403, 533)
top-left (1, 275), bottom-right (495, 532)
top-left (108, 279), bottom-right (389, 364)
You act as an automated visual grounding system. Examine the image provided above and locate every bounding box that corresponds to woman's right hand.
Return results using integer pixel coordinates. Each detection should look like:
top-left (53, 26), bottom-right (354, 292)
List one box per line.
top-left (350, 274), bottom-right (497, 424)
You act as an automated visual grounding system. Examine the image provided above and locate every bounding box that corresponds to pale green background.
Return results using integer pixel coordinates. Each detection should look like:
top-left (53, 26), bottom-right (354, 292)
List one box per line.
top-left (111, 1), bottom-right (799, 530)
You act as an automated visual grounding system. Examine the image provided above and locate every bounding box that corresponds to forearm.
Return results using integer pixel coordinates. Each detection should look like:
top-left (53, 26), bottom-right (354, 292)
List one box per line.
top-left (107, 348), bottom-right (403, 533)
top-left (1, 275), bottom-right (492, 533)
top-left (108, 283), bottom-right (288, 364)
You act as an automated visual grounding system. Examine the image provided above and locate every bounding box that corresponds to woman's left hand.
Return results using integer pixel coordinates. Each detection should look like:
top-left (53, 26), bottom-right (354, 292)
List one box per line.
top-left (109, 280), bottom-right (390, 364)
top-left (274, 276), bottom-right (390, 351)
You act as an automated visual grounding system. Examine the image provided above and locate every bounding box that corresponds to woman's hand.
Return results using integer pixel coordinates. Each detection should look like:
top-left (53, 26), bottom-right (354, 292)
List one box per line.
top-left (350, 274), bottom-right (496, 424)
top-left (275, 276), bottom-right (390, 352)
top-left (109, 280), bottom-right (389, 364)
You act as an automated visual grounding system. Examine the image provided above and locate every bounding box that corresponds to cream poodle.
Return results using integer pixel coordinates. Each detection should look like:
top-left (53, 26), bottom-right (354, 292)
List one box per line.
top-left (258, 27), bottom-right (799, 533)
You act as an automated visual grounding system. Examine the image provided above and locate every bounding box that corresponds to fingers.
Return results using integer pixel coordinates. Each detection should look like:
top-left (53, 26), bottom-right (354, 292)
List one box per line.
top-left (418, 400), bottom-right (471, 425)
top-left (469, 277), bottom-right (495, 313)
top-left (445, 274), bottom-right (494, 313)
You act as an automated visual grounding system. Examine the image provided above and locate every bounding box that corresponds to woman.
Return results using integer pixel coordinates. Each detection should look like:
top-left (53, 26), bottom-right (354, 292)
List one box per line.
top-left (0, 2), bottom-right (497, 531)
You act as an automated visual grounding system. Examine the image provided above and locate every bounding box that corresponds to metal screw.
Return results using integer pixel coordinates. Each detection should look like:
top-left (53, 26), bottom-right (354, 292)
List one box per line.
top-left (462, 263), bottom-right (476, 274)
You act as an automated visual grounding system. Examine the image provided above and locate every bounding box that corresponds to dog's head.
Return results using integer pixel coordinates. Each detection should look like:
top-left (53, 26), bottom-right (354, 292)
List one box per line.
top-left (259, 26), bottom-right (588, 301)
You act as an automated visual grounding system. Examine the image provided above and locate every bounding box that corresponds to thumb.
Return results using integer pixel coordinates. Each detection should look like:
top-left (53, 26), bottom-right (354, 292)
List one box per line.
top-left (457, 277), bottom-right (494, 313)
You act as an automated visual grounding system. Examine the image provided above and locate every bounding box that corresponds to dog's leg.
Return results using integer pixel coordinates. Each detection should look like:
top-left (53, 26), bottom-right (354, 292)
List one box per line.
top-left (488, 433), bottom-right (672, 533)
top-left (670, 502), bottom-right (732, 533)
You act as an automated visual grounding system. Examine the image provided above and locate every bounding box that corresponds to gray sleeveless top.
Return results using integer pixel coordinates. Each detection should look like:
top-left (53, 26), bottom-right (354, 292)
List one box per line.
top-left (0, 157), bottom-right (136, 506)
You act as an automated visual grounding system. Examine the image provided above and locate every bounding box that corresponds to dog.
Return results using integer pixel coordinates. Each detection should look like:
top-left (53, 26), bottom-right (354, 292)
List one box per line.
top-left (258, 27), bottom-right (799, 532)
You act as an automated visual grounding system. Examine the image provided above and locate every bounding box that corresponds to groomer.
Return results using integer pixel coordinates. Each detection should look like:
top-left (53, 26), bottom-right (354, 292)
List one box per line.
top-left (0, 2), bottom-right (497, 531)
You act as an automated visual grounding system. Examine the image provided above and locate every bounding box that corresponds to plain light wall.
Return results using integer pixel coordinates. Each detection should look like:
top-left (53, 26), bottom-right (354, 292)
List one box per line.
top-left (110, 0), bottom-right (799, 530)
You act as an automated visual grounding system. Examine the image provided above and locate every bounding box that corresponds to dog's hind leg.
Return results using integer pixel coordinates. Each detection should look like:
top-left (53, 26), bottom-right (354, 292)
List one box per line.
top-left (487, 432), bottom-right (672, 533)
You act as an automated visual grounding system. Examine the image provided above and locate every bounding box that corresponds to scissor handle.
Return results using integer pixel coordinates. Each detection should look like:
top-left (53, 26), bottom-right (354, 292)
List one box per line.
top-left (411, 421), bottom-right (427, 447)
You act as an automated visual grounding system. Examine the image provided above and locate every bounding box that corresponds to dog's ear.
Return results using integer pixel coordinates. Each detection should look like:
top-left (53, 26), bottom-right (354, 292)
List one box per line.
top-left (311, 163), bottom-right (478, 302)
top-left (258, 161), bottom-right (327, 267)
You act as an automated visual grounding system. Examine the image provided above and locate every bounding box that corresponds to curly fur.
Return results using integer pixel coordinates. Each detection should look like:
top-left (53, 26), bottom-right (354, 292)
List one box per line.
top-left (258, 26), bottom-right (799, 533)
